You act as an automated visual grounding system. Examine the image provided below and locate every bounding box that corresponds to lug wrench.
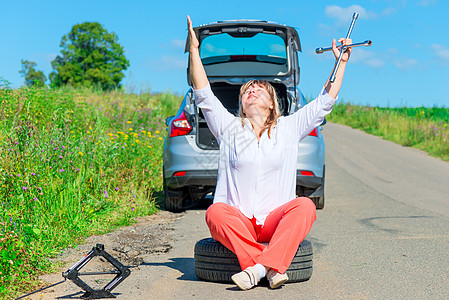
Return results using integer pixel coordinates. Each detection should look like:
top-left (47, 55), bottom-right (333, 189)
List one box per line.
top-left (316, 12), bottom-right (372, 82)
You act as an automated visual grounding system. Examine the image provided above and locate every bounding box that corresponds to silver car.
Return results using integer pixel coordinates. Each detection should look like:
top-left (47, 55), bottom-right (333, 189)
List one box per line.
top-left (163, 20), bottom-right (326, 212)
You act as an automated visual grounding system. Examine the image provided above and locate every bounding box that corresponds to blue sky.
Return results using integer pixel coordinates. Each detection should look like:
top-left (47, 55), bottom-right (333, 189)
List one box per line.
top-left (1, 0), bottom-right (448, 107)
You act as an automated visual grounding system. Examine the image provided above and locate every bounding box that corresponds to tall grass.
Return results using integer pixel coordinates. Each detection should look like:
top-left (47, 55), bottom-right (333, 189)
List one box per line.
top-left (0, 86), bottom-right (181, 298)
top-left (327, 103), bottom-right (449, 161)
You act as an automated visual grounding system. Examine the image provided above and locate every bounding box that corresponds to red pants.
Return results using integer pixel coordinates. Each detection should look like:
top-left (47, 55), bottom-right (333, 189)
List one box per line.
top-left (205, 197), bottom-right (316, 274)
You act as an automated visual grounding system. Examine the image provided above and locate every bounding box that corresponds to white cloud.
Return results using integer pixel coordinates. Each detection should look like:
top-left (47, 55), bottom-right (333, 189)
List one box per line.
top-left (161, 55), bottom-right (186, 70)
top-left (325, 5), bottom-right (396, 26)
top-left (381, 7), bottom-right (397, 16)
top-left (417, 0), bottom-right (436, 7)
top-left (171, 39), bottom-right (185, 49)
top-left (145, 55), bottom-right (186, 71)
top-left (158, 39), bottom-right (186, 51)
top-left (311, 45), bottom-right (383, 69)
top-left (393, 58), bottom-right (418, 70)
top-left (432, 44), bottom-right (449, 63)
top-left (386, 48), bottom-right (400, 55)
top-left (33, 53), bottom-right (57, 64)
top-left (317, 22), bottom-right (338, 36)
top-left (364, 58), bottom-right (384, 68)
top-left (350, 48), bottom-right (384, 68)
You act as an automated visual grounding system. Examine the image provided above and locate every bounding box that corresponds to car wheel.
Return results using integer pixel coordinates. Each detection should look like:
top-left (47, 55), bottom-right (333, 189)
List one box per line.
top-left (312, 167), bottom-right (325, 209)
top-left (163, 186), bottom-right (206, 212)
top-left (297, 166), bottom-right (325, 210)
top-left (163, 169), bottom-right (186, 212)
top-left (311, 195), bottom-right (324, 210)
top-left (163, 185), bottom-right (186, 213)
top-left (194, 238), bottom-right (313, 283)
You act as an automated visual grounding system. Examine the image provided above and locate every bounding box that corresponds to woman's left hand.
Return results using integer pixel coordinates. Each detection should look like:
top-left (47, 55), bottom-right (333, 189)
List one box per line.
top-left (332, 38), bottom-right (352, 63)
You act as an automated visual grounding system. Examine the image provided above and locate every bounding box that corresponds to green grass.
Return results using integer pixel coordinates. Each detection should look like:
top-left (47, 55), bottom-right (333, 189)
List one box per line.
top-left (327, 103), bottom-right (449, 161)
top-left (0, 86), bottom-right (182, 299)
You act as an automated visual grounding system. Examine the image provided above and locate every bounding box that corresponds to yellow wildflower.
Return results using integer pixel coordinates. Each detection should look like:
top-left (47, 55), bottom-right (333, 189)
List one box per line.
top-left (127, 121), bottom-right (132, 124)
top-left (78, 152), bottom-right (83, 156)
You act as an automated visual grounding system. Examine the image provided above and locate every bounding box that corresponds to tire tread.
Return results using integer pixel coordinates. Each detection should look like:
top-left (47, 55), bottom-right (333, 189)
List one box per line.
top-left (194, 238), bottom-right (313, 283)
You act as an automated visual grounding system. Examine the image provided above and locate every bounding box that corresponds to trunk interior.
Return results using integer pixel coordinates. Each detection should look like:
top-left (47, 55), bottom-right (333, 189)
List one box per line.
top-left (196, 82), bottom-right (288, 150)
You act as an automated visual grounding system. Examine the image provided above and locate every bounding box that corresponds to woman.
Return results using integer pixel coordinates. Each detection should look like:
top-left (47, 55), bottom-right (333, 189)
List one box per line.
top-left (187, 15), bottom-right (352, 290)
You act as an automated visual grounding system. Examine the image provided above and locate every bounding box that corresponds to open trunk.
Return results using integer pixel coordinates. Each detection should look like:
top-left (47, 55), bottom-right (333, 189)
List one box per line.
top-left (196, 82), bottom-right (289, 150)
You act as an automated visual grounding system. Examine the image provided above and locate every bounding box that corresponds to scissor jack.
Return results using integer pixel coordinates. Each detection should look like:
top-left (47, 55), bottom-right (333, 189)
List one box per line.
top-left (62, 243), bottom-right (131, 299)
top-left (16, 244), bottom-right (131, 300)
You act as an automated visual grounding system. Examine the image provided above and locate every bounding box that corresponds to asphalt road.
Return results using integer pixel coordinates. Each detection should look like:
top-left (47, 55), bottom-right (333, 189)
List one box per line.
top-left (32, 122), bottom-right (449, 299)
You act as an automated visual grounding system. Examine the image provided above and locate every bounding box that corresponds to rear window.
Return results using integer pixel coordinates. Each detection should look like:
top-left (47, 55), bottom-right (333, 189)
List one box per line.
top-left (200, 33), bottom-right (287, 65)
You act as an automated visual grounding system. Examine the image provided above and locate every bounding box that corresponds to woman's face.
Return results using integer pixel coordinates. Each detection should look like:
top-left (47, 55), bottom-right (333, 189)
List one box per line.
top-left (241, 84), bottom-right (273, 116)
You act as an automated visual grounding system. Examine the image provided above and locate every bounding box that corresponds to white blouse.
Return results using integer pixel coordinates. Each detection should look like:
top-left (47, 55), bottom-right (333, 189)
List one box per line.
top-left (194, 83), bottom-right (337, 225)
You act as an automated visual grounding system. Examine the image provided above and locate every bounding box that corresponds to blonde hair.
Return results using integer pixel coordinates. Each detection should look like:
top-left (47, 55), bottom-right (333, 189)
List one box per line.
top-left (238, 80), bottom-right (281, 138)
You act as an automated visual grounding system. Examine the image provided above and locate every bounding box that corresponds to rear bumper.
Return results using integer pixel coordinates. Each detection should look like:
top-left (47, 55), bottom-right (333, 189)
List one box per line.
top-left (297, 174), bottom-right (322, 189)
top-left (165, 170), bottom-right (218, 189)
top-left (164, 135), bottom-right (324, 194)
top-left (165, 169), bottom-right (323, 194)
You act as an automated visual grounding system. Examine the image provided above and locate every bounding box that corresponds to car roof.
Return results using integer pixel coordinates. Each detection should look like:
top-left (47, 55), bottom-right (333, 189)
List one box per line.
top-left (185, 20), bottom-right (301, 53)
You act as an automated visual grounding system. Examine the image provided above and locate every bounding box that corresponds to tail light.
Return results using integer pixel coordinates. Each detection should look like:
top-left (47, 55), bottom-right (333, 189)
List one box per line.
top-left (169, 111), bottom-right (192, 137)
top-left (300, 170), bottom-right (315, 176)
top-left (308, 127), bottom-right (319, 137)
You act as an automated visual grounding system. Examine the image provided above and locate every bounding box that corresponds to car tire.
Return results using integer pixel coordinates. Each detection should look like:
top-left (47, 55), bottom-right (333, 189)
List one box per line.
top-left (312, 166), bottom-right (325, 209)
top-left (311, 195), bottom-right (324, 210)
top-left (163, 185), bottom-right (186, 212)
top-left (298, 166), bottom-right (325, 210)
top-left (194, 238), bottom-right (313, 283)
top-left (163, 169), bottom-right (186, 212)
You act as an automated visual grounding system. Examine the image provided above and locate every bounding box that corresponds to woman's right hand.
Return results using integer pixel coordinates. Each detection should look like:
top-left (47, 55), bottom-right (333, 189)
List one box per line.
top-left (187, 15), bottom-right (199, 51)
top-left (187, 15), bottom-right (208, 90)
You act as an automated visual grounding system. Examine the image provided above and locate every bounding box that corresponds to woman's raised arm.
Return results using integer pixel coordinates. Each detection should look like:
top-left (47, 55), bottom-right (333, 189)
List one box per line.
top-left (188, 16), bottom-right (208, 90)
top-left (324, 38), bottom-right (352, 99)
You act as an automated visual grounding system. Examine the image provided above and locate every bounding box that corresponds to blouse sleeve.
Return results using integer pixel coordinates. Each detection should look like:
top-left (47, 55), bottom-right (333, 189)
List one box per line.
top-left (285, 87), bottom-right (337, 141)
top-left (193, 83), bottom-right (237, 140)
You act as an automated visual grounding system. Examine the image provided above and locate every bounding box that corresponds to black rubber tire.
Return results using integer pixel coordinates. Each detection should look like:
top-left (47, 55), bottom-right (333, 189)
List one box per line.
top-left (311, 195), bottom-right (324, 210)
top-left (314, 166), bottom-right (325, 209)
top-left (194, 238), bottom-right (313, 283)
top-left (296, 166), bottom-right (326, 210)
top-left (164, 193), bottom-right (184, 212)
top-left (163, 174), bottom-right (185, 212)
top-left (163, 185), bottom-right (205, 212)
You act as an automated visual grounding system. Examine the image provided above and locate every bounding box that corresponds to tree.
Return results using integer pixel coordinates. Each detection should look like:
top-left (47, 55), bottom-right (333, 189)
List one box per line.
top-left (19, 60), bottom-right (47, 87)
top-left (50, 22), bottom-right (130, 90)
